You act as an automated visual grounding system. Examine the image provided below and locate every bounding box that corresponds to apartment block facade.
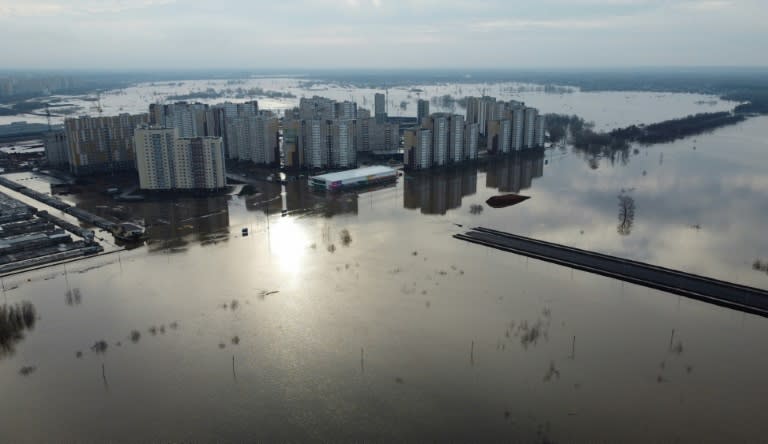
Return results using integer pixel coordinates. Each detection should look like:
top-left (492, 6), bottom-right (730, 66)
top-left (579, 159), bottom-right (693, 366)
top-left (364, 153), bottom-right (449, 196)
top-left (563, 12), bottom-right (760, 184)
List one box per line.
top-left (134, 125), bottom-right (226, 191)
top-left (64, 113), bottom-right (148, 175)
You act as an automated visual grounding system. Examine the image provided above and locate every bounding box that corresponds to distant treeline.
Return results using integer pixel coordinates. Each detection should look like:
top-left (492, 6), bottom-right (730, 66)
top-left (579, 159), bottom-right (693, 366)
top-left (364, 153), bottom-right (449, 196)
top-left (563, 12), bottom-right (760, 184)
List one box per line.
top-left (724, 90), bottom-right (768, 114)
top-left (167, 87), bottom-right (296, 102)
top-left (610, 112), bottom-right (746, 144)
top-left (546, 111), bottom-right (746, 149)
top-left (430, 94), bottom-right (469, 108)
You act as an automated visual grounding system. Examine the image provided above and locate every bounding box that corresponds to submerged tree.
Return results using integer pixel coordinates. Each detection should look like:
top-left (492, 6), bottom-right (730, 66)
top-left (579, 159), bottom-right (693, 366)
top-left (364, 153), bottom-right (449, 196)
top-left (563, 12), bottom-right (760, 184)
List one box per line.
top-left (339, 229), bottom-right (352, 247)
top-left (617, 193), bottom-right (636, 236)
top-left (0, 302), bottom-right (37, 358)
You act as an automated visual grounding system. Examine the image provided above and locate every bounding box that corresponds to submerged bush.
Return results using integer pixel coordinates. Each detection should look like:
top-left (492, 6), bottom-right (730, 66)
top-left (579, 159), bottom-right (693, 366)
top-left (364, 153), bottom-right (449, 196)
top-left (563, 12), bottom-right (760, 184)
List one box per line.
top-left (0, 302), bottom-right (37, 357)
top-left (91, 340), bottom-right (108, 353)
top-left (339, 229), bottom-right (352, 247)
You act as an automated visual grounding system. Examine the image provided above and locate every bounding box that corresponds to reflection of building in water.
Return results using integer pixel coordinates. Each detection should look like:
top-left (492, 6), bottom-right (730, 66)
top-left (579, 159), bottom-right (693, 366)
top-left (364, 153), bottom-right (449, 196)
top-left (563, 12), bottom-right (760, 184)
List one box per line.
top-left (485, 151), bottom-right (545, 193)
top-left (404, 167), bottom-right (477, 215)
top-left (142, 196), bottom-right (230, 245)
top-left (245, 180), bottom-right (359, 218)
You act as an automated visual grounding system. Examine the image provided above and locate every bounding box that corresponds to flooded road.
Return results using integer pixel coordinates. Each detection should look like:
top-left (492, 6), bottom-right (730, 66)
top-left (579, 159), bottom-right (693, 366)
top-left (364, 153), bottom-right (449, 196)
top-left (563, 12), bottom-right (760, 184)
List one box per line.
top-left (1, 117), bottom-right (767, 442)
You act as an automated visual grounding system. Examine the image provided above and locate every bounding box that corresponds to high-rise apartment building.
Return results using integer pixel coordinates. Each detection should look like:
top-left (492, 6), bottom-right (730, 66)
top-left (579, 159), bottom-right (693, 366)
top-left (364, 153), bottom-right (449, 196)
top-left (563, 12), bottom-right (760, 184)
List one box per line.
top-left (466, 96), bottom-right (497, 135)
top-left (464, 123), bottom-right (479, 160)
top-left (433, 116), bottom-right (449, 167)
top-left (417, 99), bottom-right (430, 125)
top-left (356, 117), bottom-right (371, 152)
top-left (301, 119), bottom-right (330, 169)
top-left (282, 119), bottom-right (302, 169)
top-left (381, 121), bottom-right (399, 152)
top-left (374, 92), bottom-right (386, 124)
top-left (355, 109), bottom-right (398, 153)
top-left (406, 113), bottom-right (475, 169)
top-left (523, 107), bottom-right (538, 149)
top-left (134, 126), bottom-right (176, 190)
top-left (134, 125), bottom-right (226, 191)
top-left (226, 112), bottom-right (278, 165)
top-left (370, 121), bottom-right (399, 152)
top-left (510, 107), bottom-right (525, 151)
top-left (287, 96), bottom-right (362, 169)
top-left (422, 113), bottom-right (466, 166)
top-left (149, 102), bottom-right (219, 138)
top-left (64, 113), bottom-right (148, 175)
top-left (298, 118), bottom-right (359, 169)
top-left (404, 128), bottom-right (432, 170)
top-left (331, 120), bottom-right (356, 168)
top-left (424, 114), bottom-right (449, 166)
top-left (334, 101), bottom-right (357, 121)
top-left (534, 115), bottom-right (546, 148)
top-left (43, 130), bottom-right (68, 167)
top-left (487, 119), bottom-right (512, 154)
top-left (448, 114), bottom-right (465, 163)
top-left (300, 96), bottom-right (337, 120)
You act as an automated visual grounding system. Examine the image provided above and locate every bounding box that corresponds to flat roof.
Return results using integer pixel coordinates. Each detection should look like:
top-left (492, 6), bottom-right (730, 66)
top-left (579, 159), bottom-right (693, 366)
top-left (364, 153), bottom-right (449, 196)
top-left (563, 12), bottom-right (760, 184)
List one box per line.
top-left (310, 166), bottom-right (396, 182)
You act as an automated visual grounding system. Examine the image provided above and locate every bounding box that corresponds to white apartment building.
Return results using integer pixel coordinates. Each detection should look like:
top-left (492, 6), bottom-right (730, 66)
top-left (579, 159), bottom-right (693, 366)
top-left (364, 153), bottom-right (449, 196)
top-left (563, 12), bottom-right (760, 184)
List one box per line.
top-left (449, 114), bottom-right (465, 163)
top-left (415, 129), bottom-right (432, 169)
top-left (535, 115), bottom-right (546, 147)
top-left (134, 125), bottom-right (226, 191)
top-left (226, 113), bottom-right (278, 164)
top-left (464, 123), bottom-right (479, 160)
top-left (331, 120), bottom-right (356, 168)
top-left (500, 119), bottom-right (512, 154)
top-left (428, 115), bottom-right (449, 167)
top-left (301, 119), bottom-right (329, 169)
top-left (523, 107), bottom-right (538, 149)
top-left (466, 96), bottom-right (497, 135)
top-left (511, 107), bottom-right (525, 151)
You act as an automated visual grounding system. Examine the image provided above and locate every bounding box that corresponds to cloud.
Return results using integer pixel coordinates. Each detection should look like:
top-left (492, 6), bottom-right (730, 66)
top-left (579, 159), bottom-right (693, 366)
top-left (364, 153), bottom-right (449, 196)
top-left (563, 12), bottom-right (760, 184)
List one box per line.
top-left (471, 17), bottom-right (632, 31)
top-left (0, 0), bottom-right (765, 68)
top-left (0, 0), bottom-right (176, 17)
top-left (675, 1), bottom-right (733, 10)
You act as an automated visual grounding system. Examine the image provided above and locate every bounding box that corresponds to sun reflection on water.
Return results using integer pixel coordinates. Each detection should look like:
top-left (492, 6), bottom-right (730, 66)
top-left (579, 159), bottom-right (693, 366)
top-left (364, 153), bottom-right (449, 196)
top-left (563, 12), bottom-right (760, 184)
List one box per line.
top-left (268, 216), bottom-right (309, 275)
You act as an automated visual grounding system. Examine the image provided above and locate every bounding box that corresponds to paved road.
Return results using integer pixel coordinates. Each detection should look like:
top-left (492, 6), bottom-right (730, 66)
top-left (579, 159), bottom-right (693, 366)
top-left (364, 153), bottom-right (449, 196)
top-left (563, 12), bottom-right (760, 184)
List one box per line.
top-left (455, 227), bottom-right (768, 317)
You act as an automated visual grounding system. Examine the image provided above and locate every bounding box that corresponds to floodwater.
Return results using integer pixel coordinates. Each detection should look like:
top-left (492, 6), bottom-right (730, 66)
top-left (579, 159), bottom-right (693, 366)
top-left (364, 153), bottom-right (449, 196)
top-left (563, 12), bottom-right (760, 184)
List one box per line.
top-left (2, 77), bottom-right (736, 131)
top-left (1, 117), bottom-right (768, 441)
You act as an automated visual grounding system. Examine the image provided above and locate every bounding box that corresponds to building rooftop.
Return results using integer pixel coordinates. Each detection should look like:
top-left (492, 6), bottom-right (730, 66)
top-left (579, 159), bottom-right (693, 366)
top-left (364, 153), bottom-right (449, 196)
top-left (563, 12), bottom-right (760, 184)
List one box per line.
top-left (310, 166), bottom-right (396, 183)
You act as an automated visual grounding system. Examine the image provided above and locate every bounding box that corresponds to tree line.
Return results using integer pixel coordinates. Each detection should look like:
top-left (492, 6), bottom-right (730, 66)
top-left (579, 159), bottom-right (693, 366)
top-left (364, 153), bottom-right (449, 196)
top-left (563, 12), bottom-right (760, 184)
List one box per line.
top-left (545, 111), bottom-right (747, 150)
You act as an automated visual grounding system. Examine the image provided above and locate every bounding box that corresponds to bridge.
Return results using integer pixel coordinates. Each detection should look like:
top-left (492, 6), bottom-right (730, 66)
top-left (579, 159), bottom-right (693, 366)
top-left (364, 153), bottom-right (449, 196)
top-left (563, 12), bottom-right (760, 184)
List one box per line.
top-left (455, 227), bottom-right (768, 317)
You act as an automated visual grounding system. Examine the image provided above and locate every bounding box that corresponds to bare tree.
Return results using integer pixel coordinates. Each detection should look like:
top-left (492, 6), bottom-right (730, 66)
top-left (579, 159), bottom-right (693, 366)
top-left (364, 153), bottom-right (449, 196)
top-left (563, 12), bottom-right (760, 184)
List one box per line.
top-left (617, 193), bottom-right (636, 236)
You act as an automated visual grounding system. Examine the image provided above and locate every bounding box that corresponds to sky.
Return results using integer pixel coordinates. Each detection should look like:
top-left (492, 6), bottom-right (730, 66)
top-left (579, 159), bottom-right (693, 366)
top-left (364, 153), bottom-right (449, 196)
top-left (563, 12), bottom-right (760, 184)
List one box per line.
top-left (0, 0), bottom-right (766, 70)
